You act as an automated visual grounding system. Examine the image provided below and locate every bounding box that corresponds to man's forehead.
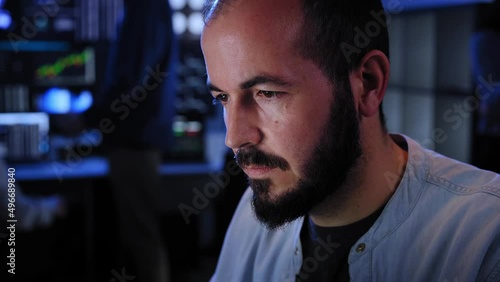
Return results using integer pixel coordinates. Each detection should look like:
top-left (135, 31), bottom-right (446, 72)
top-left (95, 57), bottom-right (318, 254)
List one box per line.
top-left (201, 0), bottom-right (308, 93)
top-left (201, 0), bottom-right (304, 61)
top-left (203, 0), bottom-right (303, 33)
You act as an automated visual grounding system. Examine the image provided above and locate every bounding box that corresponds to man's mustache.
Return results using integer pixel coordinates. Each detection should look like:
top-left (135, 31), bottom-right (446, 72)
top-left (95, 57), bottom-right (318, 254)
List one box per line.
top-left (235, 148), bottom-right (290, 171)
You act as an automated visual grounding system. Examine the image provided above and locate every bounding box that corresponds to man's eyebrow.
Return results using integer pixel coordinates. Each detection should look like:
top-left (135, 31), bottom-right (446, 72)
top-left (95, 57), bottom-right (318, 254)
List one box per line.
top-left (206, 75), bottom-right (291, 93)
top-left (207, 81), bottom-right (223, 93)
top-left (240, 75), bottom-right (291, 90)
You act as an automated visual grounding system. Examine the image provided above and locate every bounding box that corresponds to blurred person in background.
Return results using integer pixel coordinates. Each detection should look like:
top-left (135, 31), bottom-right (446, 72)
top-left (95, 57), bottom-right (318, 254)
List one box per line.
top-left (82, 0), bottom-right (178, 281)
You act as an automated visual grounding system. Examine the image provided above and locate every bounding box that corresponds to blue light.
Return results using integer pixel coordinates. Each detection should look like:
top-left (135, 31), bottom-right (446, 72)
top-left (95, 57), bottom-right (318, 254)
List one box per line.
top-left (71, 90), bottom-right (93, 113)
top-left (37, 88), bottom-right (94, 114)
top-left (38, 87), bottom-right (72, 114)
top-left (0, 10), bottom-right (11, 30)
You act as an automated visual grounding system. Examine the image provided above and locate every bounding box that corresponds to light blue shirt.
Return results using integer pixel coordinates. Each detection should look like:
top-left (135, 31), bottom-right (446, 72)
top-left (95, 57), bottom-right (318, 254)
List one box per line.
top-left (211, 135), bottom-right (500, 282)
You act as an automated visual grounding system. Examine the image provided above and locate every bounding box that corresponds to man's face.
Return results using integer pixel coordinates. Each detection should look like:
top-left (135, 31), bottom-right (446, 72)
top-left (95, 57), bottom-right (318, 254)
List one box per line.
top-left (201, 0), bottom-right (362, 229)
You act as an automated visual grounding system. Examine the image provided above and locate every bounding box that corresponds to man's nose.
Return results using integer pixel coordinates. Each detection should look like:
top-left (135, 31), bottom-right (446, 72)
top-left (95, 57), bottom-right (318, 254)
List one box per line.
top-left (224, 104), bottom-right (262, 150)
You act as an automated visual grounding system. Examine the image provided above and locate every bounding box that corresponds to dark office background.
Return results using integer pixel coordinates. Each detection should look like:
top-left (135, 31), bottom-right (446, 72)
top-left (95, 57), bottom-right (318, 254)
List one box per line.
top-left (0, 0), bottom-right (498, 281)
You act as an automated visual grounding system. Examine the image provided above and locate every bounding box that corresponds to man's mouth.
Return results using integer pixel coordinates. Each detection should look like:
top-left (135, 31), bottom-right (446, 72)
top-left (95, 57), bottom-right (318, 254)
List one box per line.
top-left (242, 165), bottom-right (275, 178)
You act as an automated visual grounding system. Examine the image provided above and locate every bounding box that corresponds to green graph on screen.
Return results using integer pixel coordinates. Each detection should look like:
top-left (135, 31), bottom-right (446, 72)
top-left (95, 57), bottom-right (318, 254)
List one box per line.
top-left (36, 49), bottom-right (92, 78)
top-left (34, 48), bottom-right (95, 86)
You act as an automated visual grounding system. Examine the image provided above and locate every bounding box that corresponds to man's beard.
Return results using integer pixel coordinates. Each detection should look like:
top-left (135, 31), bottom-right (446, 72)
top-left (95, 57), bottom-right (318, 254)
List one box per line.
top-left (235, 79), bottom-right (362, 230)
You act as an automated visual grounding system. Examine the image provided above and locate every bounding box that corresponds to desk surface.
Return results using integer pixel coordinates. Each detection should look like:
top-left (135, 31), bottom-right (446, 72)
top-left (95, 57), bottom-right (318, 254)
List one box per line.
top-left (12, 157), bottom-right (217, 181)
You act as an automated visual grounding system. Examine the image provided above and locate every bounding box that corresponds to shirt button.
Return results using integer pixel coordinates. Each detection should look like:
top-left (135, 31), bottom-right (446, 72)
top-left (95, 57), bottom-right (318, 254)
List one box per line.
top-left (356, 243), bottom-right (366, 253)
top-left (295, 247), bottom-right (299, 256)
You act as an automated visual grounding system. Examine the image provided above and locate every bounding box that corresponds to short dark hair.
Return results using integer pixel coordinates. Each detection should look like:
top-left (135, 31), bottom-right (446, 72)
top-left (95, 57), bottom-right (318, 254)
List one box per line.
top-left (203, 0), bottom-right (389, 129)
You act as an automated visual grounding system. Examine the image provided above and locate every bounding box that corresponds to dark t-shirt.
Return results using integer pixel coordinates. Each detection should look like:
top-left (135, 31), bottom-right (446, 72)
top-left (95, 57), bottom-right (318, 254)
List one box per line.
top-left (297, 206), bottom-right (385, 281)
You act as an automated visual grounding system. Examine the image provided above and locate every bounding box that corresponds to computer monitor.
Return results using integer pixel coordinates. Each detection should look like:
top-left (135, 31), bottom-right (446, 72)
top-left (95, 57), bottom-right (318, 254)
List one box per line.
top-left (31, 47), bottom-right (96, 114)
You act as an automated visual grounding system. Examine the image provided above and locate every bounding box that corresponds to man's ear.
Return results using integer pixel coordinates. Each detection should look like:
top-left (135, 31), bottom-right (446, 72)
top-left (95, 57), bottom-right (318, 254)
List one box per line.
top-left (350, 50), bottom-right (390, 118)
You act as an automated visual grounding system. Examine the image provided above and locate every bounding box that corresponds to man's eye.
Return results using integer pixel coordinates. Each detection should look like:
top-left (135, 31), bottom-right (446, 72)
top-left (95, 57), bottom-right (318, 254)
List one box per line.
top-left (212, 93), bottom-right (229, 105)
top-left (257, 90), bottom-right (279, 98)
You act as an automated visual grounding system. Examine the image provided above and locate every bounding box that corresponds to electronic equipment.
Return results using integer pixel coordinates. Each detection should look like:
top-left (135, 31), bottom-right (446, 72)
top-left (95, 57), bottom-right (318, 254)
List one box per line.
top-left (0, 112), bottom-right (50, 162)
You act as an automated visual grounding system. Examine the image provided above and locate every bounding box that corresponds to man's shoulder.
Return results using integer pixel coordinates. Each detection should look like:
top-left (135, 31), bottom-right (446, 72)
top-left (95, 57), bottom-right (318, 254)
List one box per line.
top-left (424, 149), bottom-right (500, 198)
top-left (396, 136), bottom-right (500, 236)
top-left (405, 144), bottom-right (500, 245)
top-left (365, 138), bottom-right (500, 281)
top-left (401, 134), bottom-right (500, 199)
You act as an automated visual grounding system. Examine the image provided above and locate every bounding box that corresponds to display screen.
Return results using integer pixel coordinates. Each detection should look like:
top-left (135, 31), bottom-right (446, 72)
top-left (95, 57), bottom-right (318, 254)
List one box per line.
top-left (34, 47), bottom-right (95, 86)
